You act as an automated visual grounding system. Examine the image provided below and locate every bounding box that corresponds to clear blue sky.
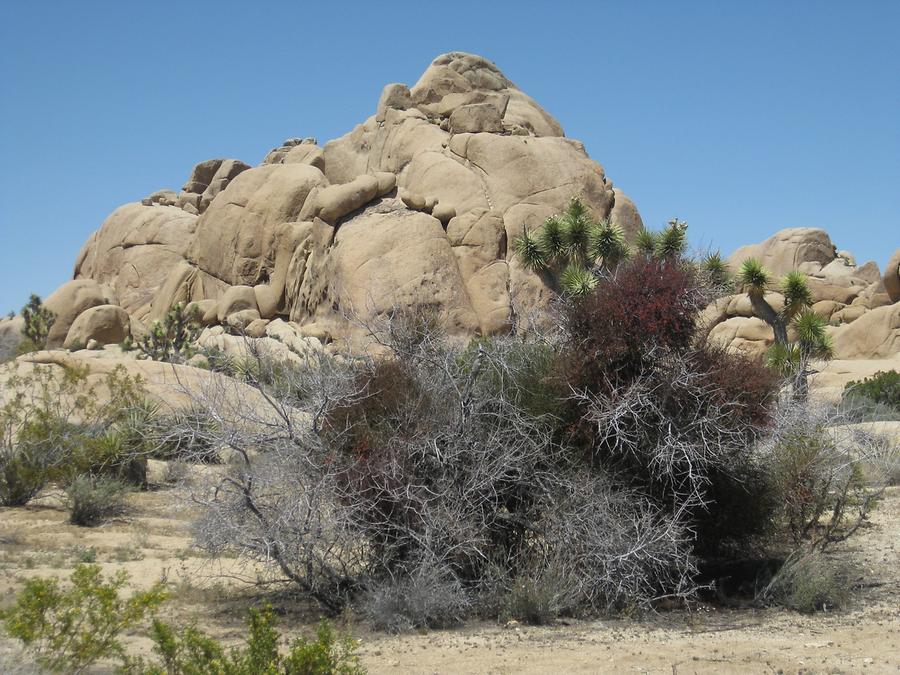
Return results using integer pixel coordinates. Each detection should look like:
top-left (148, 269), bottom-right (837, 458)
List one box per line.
top-left (1, 1), bottom-right (898, 313)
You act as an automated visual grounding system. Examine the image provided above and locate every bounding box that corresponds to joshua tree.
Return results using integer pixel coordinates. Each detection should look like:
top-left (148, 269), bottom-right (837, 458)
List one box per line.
top-left (737, 259), bottom-right (831, 399)
top-left (513, 198), bottom-right (687, 297)
top-left (132, 303), bottom-right (202, 363)
top-left (20, 294), bottom-right (55, 351)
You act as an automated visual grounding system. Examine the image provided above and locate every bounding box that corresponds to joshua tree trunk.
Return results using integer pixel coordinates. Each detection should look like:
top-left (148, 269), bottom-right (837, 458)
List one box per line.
top-left (748, 290), bottom-right (788, 346)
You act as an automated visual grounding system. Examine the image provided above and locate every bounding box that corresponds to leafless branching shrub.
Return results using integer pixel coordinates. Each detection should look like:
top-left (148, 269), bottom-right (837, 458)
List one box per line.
top-left (180, 309), bottom-right (701, 621)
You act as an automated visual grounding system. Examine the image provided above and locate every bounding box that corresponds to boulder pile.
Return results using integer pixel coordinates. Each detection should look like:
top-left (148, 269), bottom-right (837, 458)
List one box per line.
top-left (60, 52), bottom-right (643, 350)
top-left (3, 52), bottom-right (897, 363)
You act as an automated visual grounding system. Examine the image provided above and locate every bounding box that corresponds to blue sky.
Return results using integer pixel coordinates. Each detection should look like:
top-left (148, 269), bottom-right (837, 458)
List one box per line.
top-left (1, 1), bottom-right (897, 313)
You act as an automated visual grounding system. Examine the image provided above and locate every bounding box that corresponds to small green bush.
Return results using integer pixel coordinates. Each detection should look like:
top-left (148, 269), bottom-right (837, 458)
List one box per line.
top-left (67, 475), bottom-right (129, 526)
top-left (19, 294), bottom-right (55, 352)
top-left (0, 364), bottom-right (153, 506)
top-left (0, 564), bottom-right (167, 673)
top-left (0, 449), bottom-right (47, 506)
top-left (130, 605), bottom-right (364, 674)
top-left (842, 370), bottom-right (900, 421)
top-left (136, 303), bottom-right (201, 363)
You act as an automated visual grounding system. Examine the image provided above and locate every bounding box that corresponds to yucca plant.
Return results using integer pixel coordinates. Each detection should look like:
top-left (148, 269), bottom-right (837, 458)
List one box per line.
top-left (780, 270), bottom-right (813, 322)
top-left (538, 216), bottom-right (568, 262)
top-left (701, 252), bottom-right (732, 292)
top-left (634, 228), bottom-right (658, 256)
top-left (589, 219), bottom-right (630, 270)
top-left (560, 264), bottom-right (598, 297)
top-left (655, 219), bottom-right (689, 259)
top-left (513, 228), bottom-right (548, 272)
top-left (741, 259), bottom-right (830, 399)
top-left (562, 198), bottom-right (593, 264)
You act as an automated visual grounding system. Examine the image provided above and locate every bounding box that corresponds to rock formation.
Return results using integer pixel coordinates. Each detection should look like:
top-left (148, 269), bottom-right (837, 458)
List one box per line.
top-left (705, 229), bottom-right (898, 359)
top-left (60, 52), bottom-right (641, 349)
top-left (10, 52), bottom-right (897, 363)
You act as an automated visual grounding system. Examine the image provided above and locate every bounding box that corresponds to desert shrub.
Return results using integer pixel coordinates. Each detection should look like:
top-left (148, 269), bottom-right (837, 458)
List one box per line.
top-left (188, 311), bottom-right (700, 621)
top-left (364, 558), bottom-right (470, 632)
top-left (130, 606), bottom-right (364, 675)
top-left (763, 402), bottom-right (888, 550)
top-left (561, 258), bottom-right (780, 556)
top-left (136, 303), bottom-right (201, 363)
top-left (66, 475), bottom-right (129, 526)
top-left (841, 370), bottom-right (900, 421)
top-left (16, 294), bottom-right (55, 354)
top-left (0, 364), bottom-right (153, 505)
top-left (562, 257), bottom-right (702, 386)
top-left (757, 552), bottom-right (849, 613)
top-left (0, 564), bottom-right (166, 673)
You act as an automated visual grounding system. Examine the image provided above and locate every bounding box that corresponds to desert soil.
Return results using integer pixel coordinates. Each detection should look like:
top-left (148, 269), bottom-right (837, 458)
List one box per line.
top-left (1, 479), bottom-right (898, 674)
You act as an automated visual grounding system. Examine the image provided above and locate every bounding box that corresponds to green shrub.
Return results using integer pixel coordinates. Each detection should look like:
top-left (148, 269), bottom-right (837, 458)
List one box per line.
top-left (0, 449), bottom-right (47, 506)
top-left (19, 294), bottom-right (55, 352)
top-left (841, 370), bottom-right (900, 421)
top-left (130, 605), bottom-right (364, 674)
top-left (0, 364), bottom-right (153, 506)
top-left (0, 564), bottom-right (167, 673)
top-left (66, 475), bottom-right (129, 526)
top-left (136, 303), bottom-right (201, 363)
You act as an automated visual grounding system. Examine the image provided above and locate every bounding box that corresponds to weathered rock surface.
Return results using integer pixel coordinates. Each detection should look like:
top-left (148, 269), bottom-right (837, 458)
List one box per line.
top-left (63, 304), bottom-right (130, 349)
top-left (61, 52), bottom-right (638, 344)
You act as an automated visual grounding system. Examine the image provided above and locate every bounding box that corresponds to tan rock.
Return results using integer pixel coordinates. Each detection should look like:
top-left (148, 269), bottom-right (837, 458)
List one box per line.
top-left (884, 248), bottom-right (900, 303)
top-left (73, 203), bottom-right (199, 315)
top-left (410, 52), bottom-right (563, 137)
top-left (812, 300), bottom-right (846, 321)
top-left (217, 285), bottom-right (258, 323)
top-left (728, 228), bottom-right (837, 278)
top-left (609, 189), bottom-right (644, 234)
top-left (832, 305), bottom-right (867, 325)
top-left (245, 318), bottom-right (270, 338)
top-left (63, 305), bottom-right (130, 349)
top-left (708, 317), bottom-right (774, 358)
top-left (226, 309), bottom-right (261, 331)
top-left (43, 279), bottom-right (110, 348)
top-left (198, 159), bottom-right (251, 213)
top-left (189, 163), bottom-right (327, 286)
top-left (376, 83), bottom-right (413, 122)
top-left (726, 292), bottom-right (785, 318)
top-left (829, 303), bottom-right (900, 359)
top-left (449, 102), bottom-right (503, 134)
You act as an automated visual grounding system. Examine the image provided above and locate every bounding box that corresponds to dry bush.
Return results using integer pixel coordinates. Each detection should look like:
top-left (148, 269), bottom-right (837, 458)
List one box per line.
top-left (183, 311), bottom-right (700, 621)
top-left (761, 400), bottom-right (893, 551)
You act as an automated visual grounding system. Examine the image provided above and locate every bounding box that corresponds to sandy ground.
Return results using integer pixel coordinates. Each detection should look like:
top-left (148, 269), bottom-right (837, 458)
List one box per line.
top-left (1, 479), bottom-right (898, 674)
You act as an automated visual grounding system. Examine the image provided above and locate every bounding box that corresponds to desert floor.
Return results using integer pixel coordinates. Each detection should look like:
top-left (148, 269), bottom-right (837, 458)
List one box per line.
top-left (1, 477), bottom-right (898, 674)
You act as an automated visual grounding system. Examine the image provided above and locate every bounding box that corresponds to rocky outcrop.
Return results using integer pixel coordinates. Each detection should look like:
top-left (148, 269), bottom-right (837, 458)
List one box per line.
top-left (62, 52), bottom-right (640, 344)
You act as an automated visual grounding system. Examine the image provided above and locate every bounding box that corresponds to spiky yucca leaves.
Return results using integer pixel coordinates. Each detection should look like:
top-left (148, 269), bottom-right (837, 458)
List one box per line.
top-left (702, 252), bottom-right (732, 291)
top-left (738, 258), bottom-right (771, 293)
top-left (538, 216), bottom-right (567, 262)
top-left (589, 219), bottom-right (630, 270)
top-left (794, 309), bottom-right (832, 360)
top-left (780, 270), bottom-right (813, 321)
top-left (765, 342), bottom-right (801, 378)
top-left (560, 265), bottom-right (598, 297)
top-left (513, 228), bottom-right (548, 272)
top-left (634, 228), bottom-right (658, 257)
top-left (655, 219), bottom-right (689, 259)
top-left (562, 198), bottom-right (594, 264)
